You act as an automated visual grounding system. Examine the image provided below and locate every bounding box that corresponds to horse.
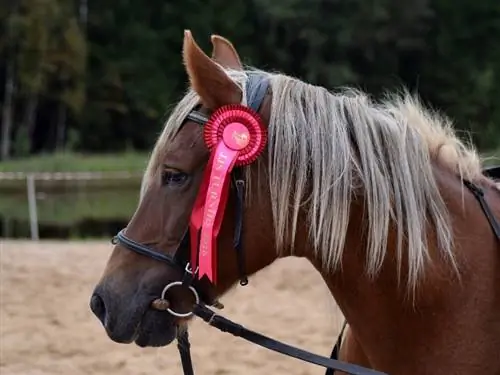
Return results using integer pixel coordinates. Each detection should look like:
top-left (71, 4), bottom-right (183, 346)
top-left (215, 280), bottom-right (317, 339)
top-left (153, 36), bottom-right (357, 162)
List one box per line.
top-left (89, 30), bottom-right (500, 375)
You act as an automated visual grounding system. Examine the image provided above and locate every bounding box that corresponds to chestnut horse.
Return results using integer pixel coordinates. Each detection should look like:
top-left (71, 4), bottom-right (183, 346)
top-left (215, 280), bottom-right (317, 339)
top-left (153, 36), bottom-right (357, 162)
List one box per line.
top-left (90, 30), bottom-right (500, 375)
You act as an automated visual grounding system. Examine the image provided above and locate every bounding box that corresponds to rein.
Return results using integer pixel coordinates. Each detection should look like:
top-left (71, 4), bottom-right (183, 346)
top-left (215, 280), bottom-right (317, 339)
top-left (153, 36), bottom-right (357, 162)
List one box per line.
top-left (112, 72), bottom-right (500, 375)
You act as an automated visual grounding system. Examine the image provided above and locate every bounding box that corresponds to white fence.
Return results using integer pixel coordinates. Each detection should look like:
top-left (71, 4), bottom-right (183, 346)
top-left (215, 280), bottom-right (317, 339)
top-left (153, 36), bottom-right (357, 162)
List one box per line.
top-left (0, 171), bottom-right (140, 181)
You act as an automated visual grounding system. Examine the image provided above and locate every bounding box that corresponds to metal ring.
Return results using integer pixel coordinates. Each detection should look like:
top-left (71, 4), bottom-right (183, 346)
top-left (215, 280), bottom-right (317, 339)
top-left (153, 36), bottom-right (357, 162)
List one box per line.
top-left (160, 281), bottom-right (200, 318)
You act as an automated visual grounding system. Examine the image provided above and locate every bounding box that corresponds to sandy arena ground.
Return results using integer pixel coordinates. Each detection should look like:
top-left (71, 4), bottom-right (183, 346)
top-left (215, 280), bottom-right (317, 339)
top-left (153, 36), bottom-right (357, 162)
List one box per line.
top-left (1, 240), bottom-right (345, 375)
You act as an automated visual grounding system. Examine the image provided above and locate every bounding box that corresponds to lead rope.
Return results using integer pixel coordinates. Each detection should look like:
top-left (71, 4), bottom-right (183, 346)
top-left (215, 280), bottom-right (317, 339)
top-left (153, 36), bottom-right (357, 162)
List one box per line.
top-left (191, 304), bottom-right (386, 375)
top-left (175, 315), bottom-right (356, 375)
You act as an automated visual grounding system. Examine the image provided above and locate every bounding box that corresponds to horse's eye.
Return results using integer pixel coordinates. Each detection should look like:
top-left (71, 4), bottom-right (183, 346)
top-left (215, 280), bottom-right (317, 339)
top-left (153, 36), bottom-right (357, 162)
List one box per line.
top-left (161, 169), bottom-right (189, 186)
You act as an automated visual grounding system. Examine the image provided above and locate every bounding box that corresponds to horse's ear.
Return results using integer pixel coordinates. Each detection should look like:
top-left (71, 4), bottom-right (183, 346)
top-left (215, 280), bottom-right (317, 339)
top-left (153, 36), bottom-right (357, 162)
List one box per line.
top-left (183, 30), bottom-right (242, 110)
top-left (211, 34), bottom-right (243, 71)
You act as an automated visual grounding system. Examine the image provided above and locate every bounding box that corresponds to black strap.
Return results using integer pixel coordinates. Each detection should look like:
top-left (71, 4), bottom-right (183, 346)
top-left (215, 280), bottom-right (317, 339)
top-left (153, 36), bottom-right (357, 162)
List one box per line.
top-left (192, 304), bottom-right (387, 375)
top-left (462, 179), bottom-right (500, 240)
top-left (112, 229), bottom-right (183, 271)
top-left (325, 320), bottom-right (348, 375)
top-left (232, 169), bottom-right (248, 285)
top-left (186, 111), bottom-right (210, 125)
top-left (177, 329), bottom-right (194, 375)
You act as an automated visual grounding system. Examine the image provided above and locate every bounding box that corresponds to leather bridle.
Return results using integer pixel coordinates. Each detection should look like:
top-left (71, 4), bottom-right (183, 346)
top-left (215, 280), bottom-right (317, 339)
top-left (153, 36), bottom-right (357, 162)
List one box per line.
top-left (110, 69), bottom-right (500, 375)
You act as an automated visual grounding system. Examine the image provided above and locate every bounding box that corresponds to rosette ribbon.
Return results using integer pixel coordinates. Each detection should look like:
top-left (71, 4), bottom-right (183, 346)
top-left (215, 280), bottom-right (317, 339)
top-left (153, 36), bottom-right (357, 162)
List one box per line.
top-left (189, 104), bottom-right (267, 284)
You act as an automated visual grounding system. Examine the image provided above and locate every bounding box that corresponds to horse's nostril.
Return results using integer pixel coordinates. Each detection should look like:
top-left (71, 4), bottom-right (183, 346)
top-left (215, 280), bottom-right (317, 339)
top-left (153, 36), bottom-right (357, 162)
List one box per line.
top-left (90, 293), bottom-right (106, 324)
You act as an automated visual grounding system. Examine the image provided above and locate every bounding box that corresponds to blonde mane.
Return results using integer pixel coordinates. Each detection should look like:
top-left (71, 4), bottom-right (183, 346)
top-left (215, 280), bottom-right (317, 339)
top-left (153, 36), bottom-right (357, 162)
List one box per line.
top-left (141, 67), bottom-right (484, 292)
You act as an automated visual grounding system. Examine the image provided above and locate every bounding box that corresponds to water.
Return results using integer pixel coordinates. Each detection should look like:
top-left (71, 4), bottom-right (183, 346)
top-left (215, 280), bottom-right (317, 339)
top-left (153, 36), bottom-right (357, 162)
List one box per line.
top-left (0, 183), bottom-right (141, 239)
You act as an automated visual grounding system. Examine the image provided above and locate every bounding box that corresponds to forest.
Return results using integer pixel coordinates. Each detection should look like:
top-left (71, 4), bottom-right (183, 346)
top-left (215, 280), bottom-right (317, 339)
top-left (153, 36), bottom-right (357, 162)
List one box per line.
top-left (1, 0), bottom-right (500, 161)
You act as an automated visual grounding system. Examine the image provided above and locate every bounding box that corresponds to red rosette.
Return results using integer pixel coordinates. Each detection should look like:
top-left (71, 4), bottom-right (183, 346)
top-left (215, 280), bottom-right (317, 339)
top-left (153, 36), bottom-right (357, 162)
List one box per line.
top-left (190, 104), bottom-right (267, 284)
top-left (203, 104), bottom-right (267, 166)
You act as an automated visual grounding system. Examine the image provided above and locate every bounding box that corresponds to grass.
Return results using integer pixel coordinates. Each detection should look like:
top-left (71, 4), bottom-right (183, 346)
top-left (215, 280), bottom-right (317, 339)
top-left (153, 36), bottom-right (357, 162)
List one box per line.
top-left (0, 188), bottom-right (139, 225)
top-left (0, 151), bottom-right (150, 173)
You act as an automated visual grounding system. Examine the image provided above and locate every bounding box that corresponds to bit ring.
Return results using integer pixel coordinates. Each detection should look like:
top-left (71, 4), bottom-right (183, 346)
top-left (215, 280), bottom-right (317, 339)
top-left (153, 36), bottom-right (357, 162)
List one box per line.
top-left (160, 281), bottom-right (200, 318)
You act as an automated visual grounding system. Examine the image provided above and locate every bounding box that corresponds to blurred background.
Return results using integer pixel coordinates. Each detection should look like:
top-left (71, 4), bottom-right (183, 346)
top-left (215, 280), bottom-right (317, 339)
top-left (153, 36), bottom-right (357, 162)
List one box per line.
top-left (1, 2), bottom-right (500, 375)
top-left (1, 0), bottom-right (500, 240)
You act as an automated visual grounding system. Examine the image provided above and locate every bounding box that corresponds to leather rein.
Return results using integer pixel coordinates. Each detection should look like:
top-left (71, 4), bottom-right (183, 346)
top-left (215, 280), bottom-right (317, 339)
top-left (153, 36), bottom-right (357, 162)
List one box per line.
top-left (111, 72), bottom-right (500, 375)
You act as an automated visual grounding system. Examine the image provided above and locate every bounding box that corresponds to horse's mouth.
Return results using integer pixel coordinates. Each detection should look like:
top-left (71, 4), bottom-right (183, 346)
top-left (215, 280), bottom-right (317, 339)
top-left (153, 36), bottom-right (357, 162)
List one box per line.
top-left (133, 308), bottom-right (179, 347)
top-left (90, 291), bottom-right (183, 348)
top-left (133, 296), bottom-right (197, 347)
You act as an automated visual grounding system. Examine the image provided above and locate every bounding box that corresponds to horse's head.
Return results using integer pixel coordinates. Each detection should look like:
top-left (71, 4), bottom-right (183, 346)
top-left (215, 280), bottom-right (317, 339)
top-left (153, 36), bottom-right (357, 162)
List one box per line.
top-left (89, 31), bottom-right (280, 347)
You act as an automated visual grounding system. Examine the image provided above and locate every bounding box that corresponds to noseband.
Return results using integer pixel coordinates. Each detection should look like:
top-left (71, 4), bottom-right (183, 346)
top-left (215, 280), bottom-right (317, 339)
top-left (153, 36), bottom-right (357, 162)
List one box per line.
top-left (111, 73), bottom-right (388, 375)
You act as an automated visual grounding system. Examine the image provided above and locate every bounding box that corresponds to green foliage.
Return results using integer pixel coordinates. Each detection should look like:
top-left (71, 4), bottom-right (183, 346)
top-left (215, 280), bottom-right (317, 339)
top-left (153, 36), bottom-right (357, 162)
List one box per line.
top-left (1, 0), bottom-right (499, 158)
top-left (16, 0), bottom-right (57, 95)
top-left (418, 0), bottom-right (500, 150)
top-left (0, 151), bottom-right (149, 172)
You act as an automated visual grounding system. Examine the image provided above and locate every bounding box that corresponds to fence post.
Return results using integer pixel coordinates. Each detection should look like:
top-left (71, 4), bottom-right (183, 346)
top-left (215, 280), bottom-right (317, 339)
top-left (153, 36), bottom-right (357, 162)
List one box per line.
top-left (27, 173), bottom-right (39, 240)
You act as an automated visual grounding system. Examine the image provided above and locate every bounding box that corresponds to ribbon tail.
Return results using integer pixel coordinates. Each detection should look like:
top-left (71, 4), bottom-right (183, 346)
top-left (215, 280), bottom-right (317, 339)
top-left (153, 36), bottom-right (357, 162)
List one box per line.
top-left (189, 152), bottom-right (216, 270)
top-left (198, 142), bottom-right (239, 283)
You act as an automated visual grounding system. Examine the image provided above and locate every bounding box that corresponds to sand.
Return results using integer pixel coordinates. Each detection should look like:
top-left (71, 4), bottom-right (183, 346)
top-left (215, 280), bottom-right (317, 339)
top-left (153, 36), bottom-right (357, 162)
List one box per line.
top-left (0, 240), bottom-right (345, 375)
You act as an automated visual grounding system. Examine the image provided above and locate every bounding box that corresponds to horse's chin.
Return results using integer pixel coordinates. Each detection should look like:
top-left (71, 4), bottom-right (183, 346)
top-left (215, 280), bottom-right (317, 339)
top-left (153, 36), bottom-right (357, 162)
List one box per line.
top-left (133, 309), bottom-right (179, 348)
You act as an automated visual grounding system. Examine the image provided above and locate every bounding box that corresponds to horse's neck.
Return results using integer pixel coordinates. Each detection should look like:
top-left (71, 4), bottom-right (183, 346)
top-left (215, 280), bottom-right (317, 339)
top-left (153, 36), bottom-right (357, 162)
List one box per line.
top-left (307, 164), bottom-right (500, 374)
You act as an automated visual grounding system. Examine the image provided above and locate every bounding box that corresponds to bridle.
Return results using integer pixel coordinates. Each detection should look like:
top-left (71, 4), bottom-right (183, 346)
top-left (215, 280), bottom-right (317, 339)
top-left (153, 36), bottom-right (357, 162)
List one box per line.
top-left (112, 74), bottom-right (268, 314)
top-left (110, 72), bottom-right (500, 375)
top-left (111, 73), bottom-right (386, 375)
top-left (109, 68), bottom-right (500, 375)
